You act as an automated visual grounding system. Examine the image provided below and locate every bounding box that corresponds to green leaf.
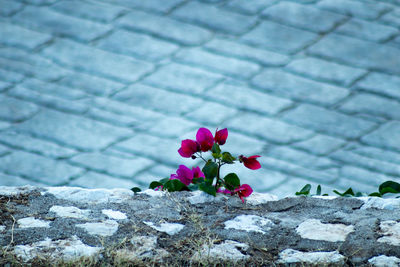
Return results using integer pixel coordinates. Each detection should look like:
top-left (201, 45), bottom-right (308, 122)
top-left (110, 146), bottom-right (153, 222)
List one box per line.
top-left (212, 153), bottom-right (221, 159)
top-left (131, 187), bottom-right (141, 194)
top-left (224, 173), bottom-right (240, 190)
top-left (212, 143), bottom-right (221, 154)
top-left (149, 181), bottom-right (163, 190)
top-left (369, 192), bottom-right (382, 197)
top-left (164, 179), bottom-right (186, 192)
top-left (202, 161), bottom-right (218, 180)
top-left (379, 181), bottom-right (400, 195)
top-left (316, 185), bottom-right (321, 196)
top-left (295, 184), bottom-right (311, 196)
top-left (222, 152), bottom-right (236, 164)
top-left (333, 188), bottom-right (355, 197)
top-left (199, 183), bottom-right (216, 197)
top-left (192, 177), bottom-right (205, 184)
top-left (188, 184), bottom-right (199, 191)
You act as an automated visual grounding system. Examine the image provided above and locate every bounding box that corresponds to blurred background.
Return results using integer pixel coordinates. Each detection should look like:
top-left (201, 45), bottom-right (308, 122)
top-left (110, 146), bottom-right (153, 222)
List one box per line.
top-left (0, 0), bottom-right (400, 197)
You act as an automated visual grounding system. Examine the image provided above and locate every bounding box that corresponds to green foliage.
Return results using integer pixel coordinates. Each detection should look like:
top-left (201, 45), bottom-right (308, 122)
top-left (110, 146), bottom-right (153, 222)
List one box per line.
top-left (222, 152), bottom-right (236, 164)
top-left (224, 173), bottom-right (240, 191)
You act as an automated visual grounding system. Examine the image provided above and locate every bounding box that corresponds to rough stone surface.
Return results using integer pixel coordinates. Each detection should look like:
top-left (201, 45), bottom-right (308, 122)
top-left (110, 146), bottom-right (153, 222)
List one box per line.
top-left (0, 186), bottom-right (399, 265)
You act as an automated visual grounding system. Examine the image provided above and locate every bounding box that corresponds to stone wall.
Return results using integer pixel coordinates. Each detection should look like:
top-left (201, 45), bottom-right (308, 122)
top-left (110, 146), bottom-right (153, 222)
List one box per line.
top-left (0, 186), bottom-right (400, 266)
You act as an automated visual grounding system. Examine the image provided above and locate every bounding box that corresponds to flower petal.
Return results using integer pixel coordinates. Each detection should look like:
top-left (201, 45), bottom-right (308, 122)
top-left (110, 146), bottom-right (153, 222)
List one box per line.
top-left (175, 165), bottom-right (194, 186)
top-left (178, 139), bottom-right (199, 158)
top-left (215, 128), bottom-right (228, 145)
top-left (242, 155), bottom-right (261, 170)
top-left (192, 166), bottom-right (205, 178)
top-left (196, 127), bottom-right (214, 152)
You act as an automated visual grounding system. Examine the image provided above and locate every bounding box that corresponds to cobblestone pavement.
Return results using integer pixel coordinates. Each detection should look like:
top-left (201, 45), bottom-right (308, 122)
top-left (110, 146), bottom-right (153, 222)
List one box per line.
top-left (0, 0), bottom-right (400, 197)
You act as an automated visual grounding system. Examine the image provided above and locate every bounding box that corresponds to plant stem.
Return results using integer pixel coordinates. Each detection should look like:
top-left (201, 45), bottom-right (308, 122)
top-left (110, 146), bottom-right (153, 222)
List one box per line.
top-left (215, 160), bottom-right (221, 190)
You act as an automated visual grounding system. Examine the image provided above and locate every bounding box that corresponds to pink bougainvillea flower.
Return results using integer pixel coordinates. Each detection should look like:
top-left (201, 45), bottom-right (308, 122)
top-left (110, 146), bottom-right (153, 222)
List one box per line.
top-left (234, 184), bottom-right (253, 203)
top-left (214, 128), bottom-right (228, 145)
top-left (154, 185), bottom-right (163, 191)
top-left (217, 188), bottom-right (232, 194)
top-left (192, 166), bottom-right (205, 179)
top-left (170, 165), bottom-right (205, 186)
top-left (196, 127), bottom-right (214, 152)
top-left (239, 155), bottom-right (261, 170)
top-left (178, 139), bottom-right (200, 158)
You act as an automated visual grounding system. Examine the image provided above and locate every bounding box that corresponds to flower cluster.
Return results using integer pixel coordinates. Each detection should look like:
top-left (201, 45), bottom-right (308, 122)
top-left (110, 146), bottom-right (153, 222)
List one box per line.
top-left (149, 127), bottom-right (261, 203)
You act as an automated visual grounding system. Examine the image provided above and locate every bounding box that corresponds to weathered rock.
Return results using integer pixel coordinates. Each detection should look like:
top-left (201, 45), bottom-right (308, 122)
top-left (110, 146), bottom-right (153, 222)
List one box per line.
top-left (0, 186), bottom-right (400, 266)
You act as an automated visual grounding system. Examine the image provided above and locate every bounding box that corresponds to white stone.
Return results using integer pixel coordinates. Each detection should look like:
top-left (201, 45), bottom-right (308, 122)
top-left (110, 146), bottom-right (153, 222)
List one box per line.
top-left (113, 235), bottom-right (169, 260)
top-left (44, 187), bottom-right (133, 204)
top-left (277, 249), bottom-right (345, 264)
top-left (140, 189), bottom-right (165, 198)
top-left (143, 221), bottom-right (184, 235)
top-left (224, 215), bottom-right (274, 234)
top-left (18, 217), bottom-right (50, 228)
top-left (187, 190), bottom-right (216, 204)
top-left (296, 219), bottom-right (354, 242)
top-left (378, 220), bottom-right (400, 246)
top-left (0, 225), bottom-right (5, 232)
top-left (50, 205), bottom-right (90, 219)
top-left (193, 240), bottom-right (249, 261)
top-left (312, 195), bottom-right (338, 200)
top-left (0, 185), bottom-right (36, 196)
top-left (102, 209), bottom-right (127, 220)
top-left (368, 255), bottom-right (400, 267)
top-left (246, 192), bottom-right (278, 205)
top-left (360, 197), bottom-right (400, 210)
top-left (14, 235), bottom-right (101, 262)
top-left (76, 220), bottom-right (118, 236)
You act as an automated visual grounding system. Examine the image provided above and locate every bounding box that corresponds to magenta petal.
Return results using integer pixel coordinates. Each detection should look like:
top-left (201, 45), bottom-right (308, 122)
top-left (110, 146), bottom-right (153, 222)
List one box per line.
top-left (176, 165), bottom-right (194, 185)
top-left (215, 128), bottom-right (228, 145)
top-left (242, 155), bottom-right (261, 170)
top-left (192, 166), bottom-right (205, 178)
top-left (178, 139), bottom-right (199, 158)
top-left (196, 127), bottom-right (214, 152)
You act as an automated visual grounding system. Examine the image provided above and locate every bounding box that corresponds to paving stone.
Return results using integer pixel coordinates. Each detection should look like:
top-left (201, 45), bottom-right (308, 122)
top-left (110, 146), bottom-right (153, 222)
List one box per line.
top-left (0, 95), bottom-right (38, 122)
top-left (147, 116), bottom-right (200, 139)
top-left (269, 176), bottom-right (334, 197)
top-left (185, 101), bottom-right (237, 126)
top-left (262, 2), bottom-right (346, 33)
top-left (308, 33), bottom-right (400, 75)
top-left (0, 131), bottom-right (77, 158)
top-left (0, 68), bottom-right (25, 83)
top-left (226, 112), bottom-right (313, 144)
top-left (51, 0), bottom-right (125, 23)
top-left (0, 47), bottom-right (71, 81)
top-left (142, 63), bottom-right (222, 94)
top-left (117, 10), bottom-right (212, 46)
top-left (0, 0), bottom-right (23, 16)
top-left (317, 0), bottom-right (391, 20)
top-left (339, 93), bottom-right (400, 120)
top-left (20, 78), bottom-right (88, 100)
top-left (70, 152), bottom-right (153, 178)
top-left (259, 156), bottom-right (337, 184)
top-left (41, 39), bottom-right (153, 83)
top-left (380, 8), bottom-right (400, 27)
top-left (113, 133), bottom-right (185, 166)
top-left (0, 151), bottom-right (83, 185)
top-left (206, 83), bottom-right (292, 115)
top-left (267, 146), bottom-right (337, 170)
top-left (0, 81), bottom-right (11, 92)
top-left (242, 21), bottom-right (318, 54)
top-left (69, 171), bottom-right (140, 189)
top-left (336, 18), bottom-right (398, 42)
top-left (101, 0), bottom-right (183, 13)
top-left (224, 0), bottom-right (276, 15)
top-left (362, 122), bottom-right (400, 152)
top-left (330, 149), bottom-right (400, 177)
top-left (20, 0), bottom-right (57, 4)
top-left (96, 30), bottom-right (179, 61)
top-left (252, 69), bottom-right (349, 105)
top-left (0, 143), bottom-right (9, 156)
top-left (57, 72), bottom-right (124, 97)
top-left (113, 83), bottom-right (204, 115)
top-left (356, 72), bottom-right (400, 100)
top-left (85, 107), bottom-right (138, 127)
top-left (348, 144), bottom-right (400, 165)
top-left (285, 57), bottom-right (367, 86)
top-left (205, 38), bottom-right (289, 66)
top-left (9, 86), bottom-right (89, 114)
top-left (172, 1), bottom-right (257, 35)
top-left (12, 6), bottom-right (112, 42)
top-left (0, 22), bottom-right (51, 50)
top-left (332, 177), bottom-right (378, 194)
top-left (0, 173), bottom-right (45, 187)
top-left (282, 104), bottom-right (376, 139)
top-left (15, 108), bottom-right (132, 151)
top-left (293, 134), bottom-right (346, 156)
top-left (339, 165), bottom-right (395, 187)
top-left (0, 121), bottom-right (11, 131)
top-left (174, 48), bottom-right (260, 79)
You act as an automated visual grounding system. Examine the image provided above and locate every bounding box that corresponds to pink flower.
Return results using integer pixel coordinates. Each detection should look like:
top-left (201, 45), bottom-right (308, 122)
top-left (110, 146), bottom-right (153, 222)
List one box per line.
top-left (196, 127), bottom-right (214, 152)
top-left (239, 155), bottom-right (261, 170)
top-left (234, 184), bottom-right (253, 203)
top-left (217, 188), bottom-right (232, 194)
top-left (178, 139), bottom-right (200, 158)
top-left (170, 165), bottom-right (205, 186)
top-left (214, 128), bottom-right (228, 145)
